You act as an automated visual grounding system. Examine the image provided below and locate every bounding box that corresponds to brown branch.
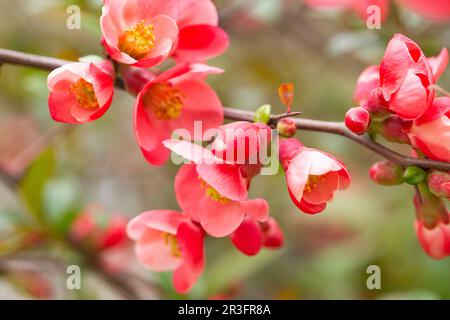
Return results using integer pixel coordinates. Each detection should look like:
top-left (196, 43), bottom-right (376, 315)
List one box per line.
top-left (0, 48), bottom-right (449, 172)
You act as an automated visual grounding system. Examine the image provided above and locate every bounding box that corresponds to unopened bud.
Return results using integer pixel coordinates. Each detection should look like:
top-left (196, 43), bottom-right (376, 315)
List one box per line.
top-left (403, 166), bottom-right (427, 185)
top-left (254, 104), bottom-right (271, 125)
top-left (121, 66), bottom-right (155, 96)
top-left (369, 161), bottom-right (404, 186)
top-left (277, 117), bottom-right (297, 138)
top-left (345, 107), bottom-right (371, 135)
top-left (428, 171), bottom-right (450, 199)
top-left (371, 115), bottom-right (411, 144)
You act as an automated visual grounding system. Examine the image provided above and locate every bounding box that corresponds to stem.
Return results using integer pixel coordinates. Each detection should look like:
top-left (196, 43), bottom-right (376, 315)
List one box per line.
top-left (0, 48), bottom-right (449, 172)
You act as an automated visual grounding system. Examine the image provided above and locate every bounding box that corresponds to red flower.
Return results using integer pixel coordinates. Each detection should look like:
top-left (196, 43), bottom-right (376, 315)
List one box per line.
top-left (408, 97), bottom-right (450, 162)
top-left (133, 63), bottom-right (223, 166)
top-left (231, 217), bottom-right (284, 256)
top-left (127, 210), bottom-right (205, 293)
top-left (100, 0), bottom-right (228, 67)
top-left (280, 138), bottom-right (351, 214)
top-left (379, 34), bottom-right (434, 119)
top-left (47, 61), bottom-right (115, 124)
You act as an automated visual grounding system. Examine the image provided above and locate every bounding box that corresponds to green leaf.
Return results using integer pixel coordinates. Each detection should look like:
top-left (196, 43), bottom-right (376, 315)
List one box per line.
top-left (19, 149), bottom-right (55, 224)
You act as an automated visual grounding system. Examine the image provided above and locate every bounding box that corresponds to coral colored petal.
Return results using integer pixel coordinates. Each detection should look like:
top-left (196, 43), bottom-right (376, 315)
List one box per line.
top-left (170, 79), bottom-right (224, 133)
top-left (239, 198), bottom-right (269, 222)
top-left (196, 163), bottom-right (247, 201)
top-left (262, 218), bottom-right (284, 248)
top-left (134, 229), bottom-right (182, 271)
top-left (288, 188), bottom-right (327, 214)
top-left (388, 71), bottom-right (430, 119)
top-left (198, 197), bottom-right (244, 237)
top-left (177, 221), bottom-right (204, 267)
top-left (174, 164), bottom-right (206, 222)
top-left (286, 155), bottom-right (311, 202)
top-left (127, 210), bottom-right (186, 240)
top-left (302, 171), bottom-right (339, 205)
top-left (175, 25), bottom-right (229, 62)
top-left (177, 0), bottom-right (219, 27)
top-left (428, 48), bottom-right (449, 82)
top-left (400, 0), bottom-right (450, 22)
top-left (173, 256), bottom-right (205, 294)
top-left (231, 218), bottom-right (262, 256)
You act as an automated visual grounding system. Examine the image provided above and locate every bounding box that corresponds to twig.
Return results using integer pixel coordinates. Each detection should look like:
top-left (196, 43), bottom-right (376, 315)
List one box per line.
top-left (0, 48), bottom-right (449, 172)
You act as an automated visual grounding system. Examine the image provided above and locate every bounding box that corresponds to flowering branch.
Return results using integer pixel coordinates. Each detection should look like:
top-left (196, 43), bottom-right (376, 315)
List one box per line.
top-left (0, 47), bottom-right (449, 172)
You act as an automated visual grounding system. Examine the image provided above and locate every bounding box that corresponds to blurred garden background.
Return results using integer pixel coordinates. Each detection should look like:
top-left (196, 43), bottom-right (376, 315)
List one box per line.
top-left (0, 0), bottom-right (450, 299)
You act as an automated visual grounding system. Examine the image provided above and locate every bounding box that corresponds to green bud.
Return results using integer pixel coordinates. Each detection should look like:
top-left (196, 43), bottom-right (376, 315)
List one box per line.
top-left (254, 104), bottom-right (271, 124)
top-left (403, 166), bottom-right (427, 185)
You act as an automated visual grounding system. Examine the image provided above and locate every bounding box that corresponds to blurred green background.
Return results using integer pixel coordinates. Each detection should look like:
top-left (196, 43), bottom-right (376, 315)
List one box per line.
top-left (0, 0), bottom-right (449, 299)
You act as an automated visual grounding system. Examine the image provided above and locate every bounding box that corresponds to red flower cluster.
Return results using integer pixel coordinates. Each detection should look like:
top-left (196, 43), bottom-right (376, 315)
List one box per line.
top-left (349, 33), bottom-right (450, 259)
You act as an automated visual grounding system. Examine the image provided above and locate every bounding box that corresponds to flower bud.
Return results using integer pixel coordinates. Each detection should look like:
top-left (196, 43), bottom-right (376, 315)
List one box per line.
top-left (403, 166), bottom-right (427, 185)
top-left (428, 171), bottom-right (450, 199)
top-left (345, 107), bottom-right (371, 135)
top-left (121, 66), bottom-right (155, 96)
top-left (277, 117), bottom-right (297, 138)
top-left (254, 104), bottom-right (271, 124)
top-left (414, 184), bottom-right (450, 259)
top-left (369, 161), bottom-right (404, 186)
top-left (371, 115), bottom-right (411, 144)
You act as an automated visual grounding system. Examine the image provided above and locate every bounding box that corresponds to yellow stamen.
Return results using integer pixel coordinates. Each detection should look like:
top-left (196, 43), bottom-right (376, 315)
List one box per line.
top-left (199, 177), bottom-right (229, 204)
top-left (143, 83), bottom-right (184, 120)
top-left (304, 175), bottom-right (326, 193)
top-left (70, 78), bottom-right (99, 109)
top-left (118, 20), bottom-right (156, 60)
top-left (161, 232), bottom-right (181, 258)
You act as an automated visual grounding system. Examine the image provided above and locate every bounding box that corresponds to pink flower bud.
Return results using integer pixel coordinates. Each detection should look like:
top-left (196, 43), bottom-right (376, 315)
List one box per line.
top-left (121, 66), bottom-right (155, 96)
top-left (277, 117), bottom-right (297, 138)
top-left (372, 115), bottom-right (411, 144)
top-left (428, 171), bottom-right (450, 199)
top-left (344, 107), bottom-right (371, 135)
top-left (369, 161), bottom-right (404, 186)
top-left (414, 183), bottom-right (450, 259)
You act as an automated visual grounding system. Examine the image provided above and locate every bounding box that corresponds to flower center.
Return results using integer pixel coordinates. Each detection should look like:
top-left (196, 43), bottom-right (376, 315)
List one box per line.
top-left (118, 20), bottom-right (156, 60)
top-left (161, 232), bottom-right (181, 258)
top-left (143, 83), bottom-right (184, 120)
top-left (70, 78), bottom-right (99, 109)
top-left (304, 175), bottom-right (325, 193)
top-left (199, 177), bottom-right (229, 204)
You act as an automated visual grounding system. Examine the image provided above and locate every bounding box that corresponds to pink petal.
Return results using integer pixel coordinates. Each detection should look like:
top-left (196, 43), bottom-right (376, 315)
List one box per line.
top-left (399, 0), bottom-right (450, 22)
top-left (173, 256), bottom-right (205, 294)
top-left (134, 229), bottom-right (183, 272)
top-left (198, 197), bottom-right (245, 237)
top-left (175, 164), bottom-right (206, 222)
top-left (196, 163), bottom-right (247, 201)
top-left (239, 198), bottom-right (269, 222)
top-left (302, 171), bottom-right (339, 205)
top-left (428, 48), bottom-right (449, 82)
top-left (127, 210), bottom-right (186, 240)
top-left (176, 0), bottom-right (219, 27)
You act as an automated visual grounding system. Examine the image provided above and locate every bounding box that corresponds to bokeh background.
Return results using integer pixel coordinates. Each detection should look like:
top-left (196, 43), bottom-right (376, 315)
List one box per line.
top-left (0, 0), bottom-right (449, 299)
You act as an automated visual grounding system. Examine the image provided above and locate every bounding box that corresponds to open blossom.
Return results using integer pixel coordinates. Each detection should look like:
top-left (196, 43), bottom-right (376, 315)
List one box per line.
top-left (305, 0), bottom-right (450, 22)
top-left (47, 61), bottom-right (114, 124)
top-left (408, 97), bottom-right (450, 162)
top-left (100, 0), bottom-right (229, 67)
top-left (133, 63), bottom-right (224, 166)
top-left (174, 164), bottom-right (269, 237)
top-left (127, 210), bottom-right (205, 293)
top-left (280, 138), bottom-right (351, 214)
top-left (163, 138), bottom-right (269, 237)
top-left (231, 217), bottom-right (284, 256)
